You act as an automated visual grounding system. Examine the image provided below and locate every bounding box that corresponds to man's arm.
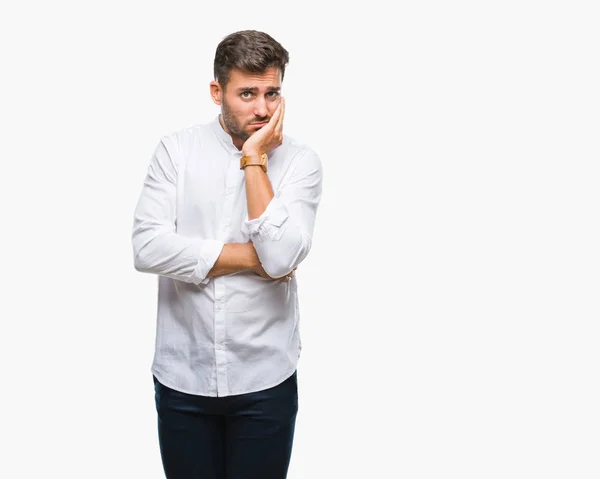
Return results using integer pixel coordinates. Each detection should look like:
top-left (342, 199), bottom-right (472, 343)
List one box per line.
top-left (207, 242), bottom-right (296, 281)
top-left (242, 151), bottom-right (322, 279)
top-left (244, 165), bottom-right (275, 221)
top-left (132, 136), bottom-right (224, 285)
top-left (206, 243), bottom-right (258, 278)
top-left (241, 98), bottom-right (323, 279)
top-left (242, 98), bottom-right (283, 221)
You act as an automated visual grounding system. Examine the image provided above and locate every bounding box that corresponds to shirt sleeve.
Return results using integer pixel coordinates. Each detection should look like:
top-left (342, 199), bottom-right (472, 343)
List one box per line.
top-left (241, 147), bottom-right (323, 278)
top-left (132, 137), bottom-right (224, 284)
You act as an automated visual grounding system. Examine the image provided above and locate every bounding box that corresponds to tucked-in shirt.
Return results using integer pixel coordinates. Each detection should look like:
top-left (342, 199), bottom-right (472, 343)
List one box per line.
top-left (132, 115), bottom-right (323, 396)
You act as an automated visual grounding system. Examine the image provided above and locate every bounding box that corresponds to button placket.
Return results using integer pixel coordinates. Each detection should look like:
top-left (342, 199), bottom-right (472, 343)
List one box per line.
top-left (213, 154), bottom-right (243, 396)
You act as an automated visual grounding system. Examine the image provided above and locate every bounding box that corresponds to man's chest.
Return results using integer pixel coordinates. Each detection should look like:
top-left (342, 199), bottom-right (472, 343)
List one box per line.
top-left (175, 148), bottom-right (290, 239)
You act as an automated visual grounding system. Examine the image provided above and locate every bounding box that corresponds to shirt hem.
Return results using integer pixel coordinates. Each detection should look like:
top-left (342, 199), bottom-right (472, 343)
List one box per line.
top-left (151, 365), bottom-right (297, 397)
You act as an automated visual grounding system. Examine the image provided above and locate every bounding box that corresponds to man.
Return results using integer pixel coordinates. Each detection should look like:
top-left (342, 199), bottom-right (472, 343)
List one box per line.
top-left (131, 30), bottom-right (323, 478)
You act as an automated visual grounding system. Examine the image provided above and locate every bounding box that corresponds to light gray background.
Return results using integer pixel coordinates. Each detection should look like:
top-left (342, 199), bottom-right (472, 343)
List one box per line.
top-left (1, 1), bottom-right (598, 478)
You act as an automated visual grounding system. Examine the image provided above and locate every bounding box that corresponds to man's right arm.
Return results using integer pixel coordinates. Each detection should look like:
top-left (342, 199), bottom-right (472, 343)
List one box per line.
top-left (132, 137), bottom-right (226, 285)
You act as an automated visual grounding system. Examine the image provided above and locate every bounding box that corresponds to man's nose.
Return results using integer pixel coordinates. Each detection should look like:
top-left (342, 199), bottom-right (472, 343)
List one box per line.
top-left (253, 97), bottom-right (268, 118)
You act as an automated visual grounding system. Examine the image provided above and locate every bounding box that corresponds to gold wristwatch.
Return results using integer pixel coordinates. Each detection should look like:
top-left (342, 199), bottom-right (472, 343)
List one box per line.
top-left (240, 153), bottom-right (268, 173)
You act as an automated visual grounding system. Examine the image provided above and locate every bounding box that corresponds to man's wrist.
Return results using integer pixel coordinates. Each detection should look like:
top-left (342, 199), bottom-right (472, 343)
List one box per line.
top-left (240, 152), bottom-right (268, 173)
top-left (244, 243), bottom-right (260, 271)
top-left (242, 150), bottom-right (263, 158)
top-left (242, 164), bottom-right (264, 172)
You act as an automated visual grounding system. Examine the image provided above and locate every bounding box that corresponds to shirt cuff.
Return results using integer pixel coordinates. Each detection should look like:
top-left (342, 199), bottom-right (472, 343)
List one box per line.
top-left (241, 197), bottom-right (290, 241)
top-left (191, 239), bottom-right (225, 285)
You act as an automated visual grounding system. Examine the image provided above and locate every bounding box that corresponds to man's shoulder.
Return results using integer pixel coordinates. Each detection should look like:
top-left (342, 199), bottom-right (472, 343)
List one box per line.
top-left (282, 135), bottom-right (319, 160)
top-left (167, 121), bottom-right (213, 141)
top-left (281, 135), bottom-right (322, 170)
top-left (159, 121), bottom-right (213, 152)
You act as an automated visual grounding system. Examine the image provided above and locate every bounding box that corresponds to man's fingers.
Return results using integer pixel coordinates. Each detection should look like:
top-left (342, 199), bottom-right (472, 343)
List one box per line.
top-left (277, 267), bottom-right (295, 282)
top-left (268, 98), bottom-right (283, 128)
top-left (275, 97), bottom-right (285, 136)
top-left (266, 98), bottom-right (283, 137)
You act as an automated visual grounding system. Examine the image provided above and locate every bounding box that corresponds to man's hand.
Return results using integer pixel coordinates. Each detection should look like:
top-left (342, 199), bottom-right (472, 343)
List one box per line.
top-left (254, 262), bottom-right (297, 282)
top-left (242, 97), bottom-right (285, 157)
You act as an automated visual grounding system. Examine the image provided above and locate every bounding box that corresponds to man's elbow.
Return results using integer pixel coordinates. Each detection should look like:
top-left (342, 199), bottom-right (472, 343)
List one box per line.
top-left (262, 261), bottom-right (294, 280)
top-left (132, 227), bottom-right (160, 273)
top-left (259, 236), bottom-right (311, 278)
top-left (133, 251), bottom-right (151, 273)
top-left (132, 239), bottom-right (156, 273)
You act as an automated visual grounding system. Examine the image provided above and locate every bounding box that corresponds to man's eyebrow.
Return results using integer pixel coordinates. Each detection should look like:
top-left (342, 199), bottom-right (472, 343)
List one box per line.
top-left (236, 86), bottom-right (281, 92)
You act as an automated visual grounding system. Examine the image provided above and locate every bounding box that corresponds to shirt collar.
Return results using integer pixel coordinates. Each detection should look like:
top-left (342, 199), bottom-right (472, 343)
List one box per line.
top-left (211, 114), bottom-right (242, 155)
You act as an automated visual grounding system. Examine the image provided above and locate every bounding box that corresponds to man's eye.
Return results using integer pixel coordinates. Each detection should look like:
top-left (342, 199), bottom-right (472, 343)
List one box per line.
top-left (241, 92), bottom-right (252, 99)
top-left (267, 92), bottom-right (279, 98)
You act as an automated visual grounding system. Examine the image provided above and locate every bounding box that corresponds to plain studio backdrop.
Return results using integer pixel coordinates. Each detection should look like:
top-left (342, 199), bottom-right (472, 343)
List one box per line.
top-left (1, 1), bottom-right (598, 478)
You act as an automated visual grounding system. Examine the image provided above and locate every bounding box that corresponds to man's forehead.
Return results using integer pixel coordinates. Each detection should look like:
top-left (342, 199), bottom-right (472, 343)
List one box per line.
top-left (228, 67), bottom-right (282, 88)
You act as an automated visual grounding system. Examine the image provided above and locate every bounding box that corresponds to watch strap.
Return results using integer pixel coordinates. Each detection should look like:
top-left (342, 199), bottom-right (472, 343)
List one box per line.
top-left (240, 153), bottom-right (268, 173)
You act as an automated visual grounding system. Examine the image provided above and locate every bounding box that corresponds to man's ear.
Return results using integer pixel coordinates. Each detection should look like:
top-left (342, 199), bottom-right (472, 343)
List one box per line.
top-left (210, 81), bottom-right (223, 105)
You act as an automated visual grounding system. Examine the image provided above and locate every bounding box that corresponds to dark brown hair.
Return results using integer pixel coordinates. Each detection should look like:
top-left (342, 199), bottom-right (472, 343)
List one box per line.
top-left (213, 30), bottom-right (290, 90)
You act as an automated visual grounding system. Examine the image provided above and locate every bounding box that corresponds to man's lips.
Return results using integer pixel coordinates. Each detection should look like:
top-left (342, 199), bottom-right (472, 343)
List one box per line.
top-left (249, 121), bottom-right (268, 128)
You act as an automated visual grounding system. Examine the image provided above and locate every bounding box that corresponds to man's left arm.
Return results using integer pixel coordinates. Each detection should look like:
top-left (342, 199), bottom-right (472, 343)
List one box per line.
top-left (242, 148), bottom-right (323, 279)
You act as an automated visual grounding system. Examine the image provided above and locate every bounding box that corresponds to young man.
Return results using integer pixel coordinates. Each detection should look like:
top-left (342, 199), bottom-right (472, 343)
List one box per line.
top-left (131, 30), bottom-right (323, 478)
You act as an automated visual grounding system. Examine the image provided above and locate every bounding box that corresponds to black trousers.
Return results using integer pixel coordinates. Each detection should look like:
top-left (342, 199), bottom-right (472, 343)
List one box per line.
top-left (153, 371), bottom-right (298, 479)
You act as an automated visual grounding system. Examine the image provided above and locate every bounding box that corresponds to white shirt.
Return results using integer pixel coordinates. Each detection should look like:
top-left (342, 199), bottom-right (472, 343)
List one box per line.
top-left (132, 115), bottom-right (323, 396)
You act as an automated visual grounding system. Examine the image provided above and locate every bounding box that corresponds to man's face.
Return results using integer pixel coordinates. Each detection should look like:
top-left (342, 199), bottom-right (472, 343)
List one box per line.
top-left (214, 67), bottom-right (282, 146)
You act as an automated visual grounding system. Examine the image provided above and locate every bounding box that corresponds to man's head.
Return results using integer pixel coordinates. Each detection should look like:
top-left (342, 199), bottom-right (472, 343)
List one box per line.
top-left (209, 30), bottom-right (289, 147)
